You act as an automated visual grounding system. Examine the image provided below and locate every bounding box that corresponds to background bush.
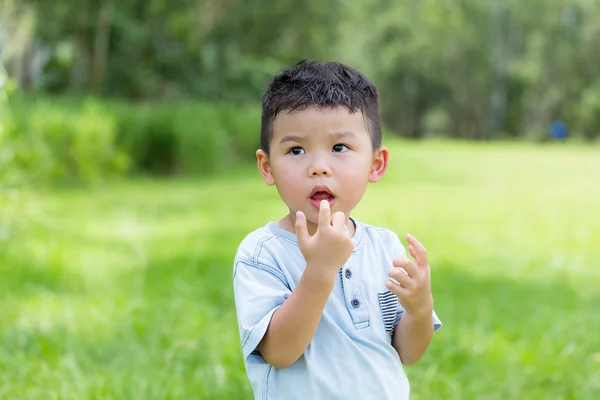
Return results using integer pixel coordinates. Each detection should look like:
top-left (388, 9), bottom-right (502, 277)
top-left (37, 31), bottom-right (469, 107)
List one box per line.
top-left (0, 65), bottom-right (29, 249)
top-left (12, 99), bottom-right (128, 185)
top-left (9, 96), bottom-right (262, 185)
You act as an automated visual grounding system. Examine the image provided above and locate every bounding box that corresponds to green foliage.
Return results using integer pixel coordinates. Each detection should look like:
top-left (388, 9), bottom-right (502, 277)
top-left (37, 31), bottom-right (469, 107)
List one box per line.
top-left (573, 82), bottom-right (600, 141)
top-left (112, 101), bottom-right (260, 177)
top-left (12, 99), bottom-right (129, 185)
top-left (0, 61), bottom-right (25, 248)
top-left (0, 62), bottom-right (19, 181)
top-left (339, 0), bottom-right (600, 141)
top-left (112, 103), bottom-right (180, 175)
top-left (218, 104), bottom-right (261, 160)
top-left (174, 104), bottom-right (232, 176)
top-left (8, 97), bottom-right (261, 184)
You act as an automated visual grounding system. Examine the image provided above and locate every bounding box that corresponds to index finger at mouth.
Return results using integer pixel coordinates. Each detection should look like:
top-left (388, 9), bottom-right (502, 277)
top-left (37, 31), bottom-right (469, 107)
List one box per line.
top-left (318, 199), bottom-right (331, 228)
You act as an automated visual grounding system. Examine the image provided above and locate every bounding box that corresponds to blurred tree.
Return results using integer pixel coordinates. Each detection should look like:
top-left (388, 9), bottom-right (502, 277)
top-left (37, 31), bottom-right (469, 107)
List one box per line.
top-left (1, 0), bottom-right (599, 141)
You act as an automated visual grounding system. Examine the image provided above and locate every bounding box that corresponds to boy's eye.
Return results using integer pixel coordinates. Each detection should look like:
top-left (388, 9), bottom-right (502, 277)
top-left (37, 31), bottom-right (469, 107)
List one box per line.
top-left (289, 146), bottom-right (306, 155)
top-left (332, 144), bottom-right (349, 153)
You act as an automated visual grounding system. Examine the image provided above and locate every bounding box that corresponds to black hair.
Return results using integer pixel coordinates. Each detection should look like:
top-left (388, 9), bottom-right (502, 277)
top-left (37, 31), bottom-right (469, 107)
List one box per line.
top-left (260, 59), bottom-right (382, 154)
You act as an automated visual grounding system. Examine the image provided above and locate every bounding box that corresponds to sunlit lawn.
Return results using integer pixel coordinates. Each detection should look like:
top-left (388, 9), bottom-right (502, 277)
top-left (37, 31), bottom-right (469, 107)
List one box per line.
top-left (1, 139), bottom-right (599, 399)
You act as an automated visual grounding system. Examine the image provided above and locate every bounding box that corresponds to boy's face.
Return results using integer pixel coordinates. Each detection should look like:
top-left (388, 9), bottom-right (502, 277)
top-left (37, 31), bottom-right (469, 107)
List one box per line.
top-left (257, 107), bottom-right (388, 232)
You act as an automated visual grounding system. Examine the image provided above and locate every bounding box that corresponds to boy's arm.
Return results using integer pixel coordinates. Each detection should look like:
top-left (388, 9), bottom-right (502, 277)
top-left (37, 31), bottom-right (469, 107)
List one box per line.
top-left (392, 308), bottom-right (434, 365)
top-left (258, 266), bottom-right (337, 369)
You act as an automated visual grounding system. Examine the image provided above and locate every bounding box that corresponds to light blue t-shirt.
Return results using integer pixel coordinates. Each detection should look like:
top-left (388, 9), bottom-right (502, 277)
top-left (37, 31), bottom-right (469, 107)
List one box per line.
top-left (233, 217), bottom-right (442, 400)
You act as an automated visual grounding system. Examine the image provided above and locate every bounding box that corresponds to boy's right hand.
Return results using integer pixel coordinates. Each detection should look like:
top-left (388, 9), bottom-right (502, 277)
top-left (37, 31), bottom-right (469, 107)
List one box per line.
top-left (295, 200), bottom-right (354, 277)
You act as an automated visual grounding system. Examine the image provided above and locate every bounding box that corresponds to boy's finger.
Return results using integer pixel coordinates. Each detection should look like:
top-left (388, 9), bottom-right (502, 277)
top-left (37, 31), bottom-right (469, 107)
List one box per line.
top-left (295, 211), bottom-right (310, 244)
top-left (393, 258), bottom-right (419, 277)
top-left (408, 245), bottom-right (417, 260)
top-left (331, 211), bottom-right (345, 230)
top-left (386, 278), bottom-right (408, 299)
top-left (318, 200), bottom-right (331, 229)
top-left (388, 267), bottom-right (414, 289)
top-left (406, 234), bottom-right (428, 268)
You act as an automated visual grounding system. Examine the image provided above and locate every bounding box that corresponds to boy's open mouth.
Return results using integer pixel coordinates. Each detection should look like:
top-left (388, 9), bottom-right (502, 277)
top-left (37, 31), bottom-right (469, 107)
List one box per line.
top-left (309, 186), bottom-right (335, 209)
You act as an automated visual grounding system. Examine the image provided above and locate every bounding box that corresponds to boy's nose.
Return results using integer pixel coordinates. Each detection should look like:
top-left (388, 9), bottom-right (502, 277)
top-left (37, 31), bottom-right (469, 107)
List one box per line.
top-left (308, 161), bottom-right (331, 177)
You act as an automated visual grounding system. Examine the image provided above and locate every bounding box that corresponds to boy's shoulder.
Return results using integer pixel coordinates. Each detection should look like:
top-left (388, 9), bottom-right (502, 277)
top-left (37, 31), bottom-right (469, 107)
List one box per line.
top-left (359, 219), bottom-right (404, 251)
top-left (234, 223), bottom-right (273, 257)
top-left (360, 219), bottom-right (400, 238)
top-left (233, 222), bottom-right (292, 269)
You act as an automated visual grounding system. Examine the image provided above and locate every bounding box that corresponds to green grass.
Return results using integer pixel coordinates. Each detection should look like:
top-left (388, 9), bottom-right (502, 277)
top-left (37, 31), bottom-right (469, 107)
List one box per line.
top-left (1, 140), bottom-right (599, 399)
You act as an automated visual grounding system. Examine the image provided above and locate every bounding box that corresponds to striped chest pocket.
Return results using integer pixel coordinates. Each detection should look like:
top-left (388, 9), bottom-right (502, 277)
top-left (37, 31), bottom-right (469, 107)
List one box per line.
top-left (378, 291), bottom-right (398, 335)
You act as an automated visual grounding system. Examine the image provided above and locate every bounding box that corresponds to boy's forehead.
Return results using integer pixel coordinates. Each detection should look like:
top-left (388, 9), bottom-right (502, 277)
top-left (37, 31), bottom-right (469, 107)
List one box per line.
top-left (271, 106), bottom-right (369, 139)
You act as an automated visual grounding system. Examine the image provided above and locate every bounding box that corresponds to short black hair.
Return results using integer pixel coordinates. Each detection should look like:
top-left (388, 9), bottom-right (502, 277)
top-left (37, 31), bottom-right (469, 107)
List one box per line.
top-left (260, 59), bottom-right (382, 154)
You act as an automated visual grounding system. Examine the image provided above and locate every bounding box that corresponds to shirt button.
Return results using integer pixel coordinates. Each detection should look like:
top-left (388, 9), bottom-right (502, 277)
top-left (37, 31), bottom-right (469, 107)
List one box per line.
top-left (345, 269), bottom-right (352, 279)
top-left (351, 298), bottom-right (360, 308)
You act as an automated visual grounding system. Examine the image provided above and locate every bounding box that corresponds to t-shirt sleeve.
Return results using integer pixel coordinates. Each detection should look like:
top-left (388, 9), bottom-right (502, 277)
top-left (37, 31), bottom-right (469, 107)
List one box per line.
top-left (389, 231), bottom-right (442, 332)
top-left (233, 258), bottom-right (291, 362)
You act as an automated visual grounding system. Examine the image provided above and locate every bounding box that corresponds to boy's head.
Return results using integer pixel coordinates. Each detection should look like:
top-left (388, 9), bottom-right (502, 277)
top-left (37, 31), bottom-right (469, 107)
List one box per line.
top-left (260, 59), bottom-right (382, 155)
top-left (256, 60), bottom-right (389, 234)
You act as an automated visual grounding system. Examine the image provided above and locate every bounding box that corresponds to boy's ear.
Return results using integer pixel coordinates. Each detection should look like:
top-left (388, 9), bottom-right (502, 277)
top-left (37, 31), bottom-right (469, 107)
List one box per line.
top-left (256, 149), bottom-right (275, 186)
top-left (369, 146), bottom-right (389, 183)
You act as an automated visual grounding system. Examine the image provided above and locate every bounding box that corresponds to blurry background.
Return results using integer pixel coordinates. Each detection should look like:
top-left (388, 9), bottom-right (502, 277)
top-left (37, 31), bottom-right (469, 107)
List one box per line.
top-left (0, 1), bottom-right (599, 399)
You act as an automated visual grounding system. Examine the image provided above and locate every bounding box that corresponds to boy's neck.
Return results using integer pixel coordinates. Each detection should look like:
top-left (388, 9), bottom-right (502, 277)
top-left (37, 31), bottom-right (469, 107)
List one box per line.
top-left (277, 212), bottom-right (356, 239)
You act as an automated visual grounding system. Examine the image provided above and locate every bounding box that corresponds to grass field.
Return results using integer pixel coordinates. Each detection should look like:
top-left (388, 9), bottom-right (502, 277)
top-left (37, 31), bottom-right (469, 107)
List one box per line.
top-left (1, 140), bottom-right (599, 399)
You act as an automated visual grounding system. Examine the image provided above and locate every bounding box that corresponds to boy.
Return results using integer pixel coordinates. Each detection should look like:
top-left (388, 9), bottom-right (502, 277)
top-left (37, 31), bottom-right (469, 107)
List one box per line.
top-left (233, 60), bottom-right (442, 399)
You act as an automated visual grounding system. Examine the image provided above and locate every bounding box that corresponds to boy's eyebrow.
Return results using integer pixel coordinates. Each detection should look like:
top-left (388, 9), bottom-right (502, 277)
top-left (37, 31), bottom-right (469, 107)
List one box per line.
top-left (331, 131), bottom-right (357, 140)
top-left (279, 131), bottom-right (357, 144)
top-left (279, 134), bottom-right (305, 144)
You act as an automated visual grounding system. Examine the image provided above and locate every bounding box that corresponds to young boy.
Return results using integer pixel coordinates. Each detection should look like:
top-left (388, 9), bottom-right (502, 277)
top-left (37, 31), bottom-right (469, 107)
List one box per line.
top-left (233, 60), bottom-right (442, 399)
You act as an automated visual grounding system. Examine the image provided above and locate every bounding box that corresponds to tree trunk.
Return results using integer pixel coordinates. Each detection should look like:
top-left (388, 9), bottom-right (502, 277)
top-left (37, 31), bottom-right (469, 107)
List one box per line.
top-left (69, 0), bottom-right (91, 92)
top-left (87, 0), bottom-right (113, 93)
top-left (487, 0), bottom-right (508, 140)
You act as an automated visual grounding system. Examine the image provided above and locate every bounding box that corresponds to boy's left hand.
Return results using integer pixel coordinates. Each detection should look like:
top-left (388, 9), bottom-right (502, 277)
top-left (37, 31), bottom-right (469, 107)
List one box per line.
top-left (386, 234), bottom-right (433, 317)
